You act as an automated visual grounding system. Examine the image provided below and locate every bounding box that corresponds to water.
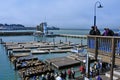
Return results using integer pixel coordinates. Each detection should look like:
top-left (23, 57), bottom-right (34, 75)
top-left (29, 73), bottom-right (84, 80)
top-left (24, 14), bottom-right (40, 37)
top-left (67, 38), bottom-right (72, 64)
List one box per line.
top-left (1, 29), bottom-right (118, 80)
top-left (0, 43), bottom-right (22, 80)
top-left (49, 29), bottom-right (89, 35)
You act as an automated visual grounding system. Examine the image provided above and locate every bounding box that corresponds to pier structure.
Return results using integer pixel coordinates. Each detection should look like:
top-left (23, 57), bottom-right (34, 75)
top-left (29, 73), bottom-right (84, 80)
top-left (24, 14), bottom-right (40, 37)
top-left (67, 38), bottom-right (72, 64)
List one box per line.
top-left (87, 35), bottom-right (120, 80)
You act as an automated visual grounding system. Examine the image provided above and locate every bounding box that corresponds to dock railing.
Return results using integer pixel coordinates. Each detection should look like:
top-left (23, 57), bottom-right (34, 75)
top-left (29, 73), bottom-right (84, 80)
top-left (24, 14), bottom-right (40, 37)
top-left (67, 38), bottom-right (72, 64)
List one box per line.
top-left (87, 35), bottom-right (120, 80)
top-left (87, 35), bottom-right (120, 59)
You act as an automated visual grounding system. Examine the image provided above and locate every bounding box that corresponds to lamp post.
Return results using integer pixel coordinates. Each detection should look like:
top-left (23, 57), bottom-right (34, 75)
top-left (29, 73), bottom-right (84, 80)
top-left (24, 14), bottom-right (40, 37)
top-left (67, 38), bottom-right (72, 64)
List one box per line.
top-left (94, 1), bottom-right (103, 26)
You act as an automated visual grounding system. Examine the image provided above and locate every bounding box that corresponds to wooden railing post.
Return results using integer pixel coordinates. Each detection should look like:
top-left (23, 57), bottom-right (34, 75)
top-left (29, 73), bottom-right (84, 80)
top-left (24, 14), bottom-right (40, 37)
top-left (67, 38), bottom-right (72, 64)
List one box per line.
top-left (95, 37), bottom-right (98, 60)
top-left (110, 38), bottom-right (116, 80)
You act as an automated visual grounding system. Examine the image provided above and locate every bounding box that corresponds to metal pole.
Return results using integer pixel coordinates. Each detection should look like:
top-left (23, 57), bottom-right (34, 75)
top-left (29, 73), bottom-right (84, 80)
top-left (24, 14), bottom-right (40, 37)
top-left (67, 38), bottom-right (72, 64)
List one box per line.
top-left (94, 1), bottom-right (103, 26)
top-left (94, 3), bottom-right (96, 26)
top-left (94, 16), bottom-right (96, 26)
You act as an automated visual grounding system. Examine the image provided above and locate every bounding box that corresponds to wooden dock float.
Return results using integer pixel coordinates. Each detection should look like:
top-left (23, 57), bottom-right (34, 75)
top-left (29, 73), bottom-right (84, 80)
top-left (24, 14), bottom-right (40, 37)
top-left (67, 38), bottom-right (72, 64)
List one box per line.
top-left (31, 49), bottom-right (71, 54)
top-left (45, 54), bottom-right (87, 69)
top-left (12, 49), bottom-right (31, 53)
top-left (66, 54), bottom-right (86, 61)
top-left (3, 42), bottom-right (18, 46)
top-left (58, 46), bottom-right (73, 49)
top-left (50, 49), bottom-right (71, 53)
top-left (23, 45), bottom-right (39, 49)
top-left (13, 53), bottom-right (30, 57)
top-left (45, 57), bottom-right (81, 69)
top-left (37, 47), bottom-right (54, 50)
top-left (31, 50), bottom-right (49, 54)
top-left (7, 46), bottom-right (23, 50)
top-left (39, 45), bottom-right (57, 48)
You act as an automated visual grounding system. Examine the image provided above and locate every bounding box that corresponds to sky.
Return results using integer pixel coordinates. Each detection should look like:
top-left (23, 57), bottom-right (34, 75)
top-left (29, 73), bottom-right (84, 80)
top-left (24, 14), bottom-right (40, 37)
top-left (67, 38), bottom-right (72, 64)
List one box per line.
top-left (0, 0), bottom-right (120, 29)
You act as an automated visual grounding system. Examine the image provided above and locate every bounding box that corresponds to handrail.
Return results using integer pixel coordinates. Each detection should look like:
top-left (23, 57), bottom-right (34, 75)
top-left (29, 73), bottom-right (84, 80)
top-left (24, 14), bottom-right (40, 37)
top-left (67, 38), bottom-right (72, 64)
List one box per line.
top-left (87, 35), bottom-right (120, 57)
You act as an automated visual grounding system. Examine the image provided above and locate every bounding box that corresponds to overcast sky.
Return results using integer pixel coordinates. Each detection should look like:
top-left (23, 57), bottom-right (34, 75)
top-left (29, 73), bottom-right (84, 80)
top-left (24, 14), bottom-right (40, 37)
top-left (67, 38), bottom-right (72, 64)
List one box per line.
top-left (0, 0), bottom-right (120, 29)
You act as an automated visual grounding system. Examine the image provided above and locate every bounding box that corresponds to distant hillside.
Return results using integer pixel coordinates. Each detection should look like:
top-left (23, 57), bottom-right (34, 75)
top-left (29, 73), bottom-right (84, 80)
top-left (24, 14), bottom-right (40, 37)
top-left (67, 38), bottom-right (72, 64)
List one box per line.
top-left (0, 23), bottom-right (60, 30)
top-left (0, 24), bottom-right (26, 30)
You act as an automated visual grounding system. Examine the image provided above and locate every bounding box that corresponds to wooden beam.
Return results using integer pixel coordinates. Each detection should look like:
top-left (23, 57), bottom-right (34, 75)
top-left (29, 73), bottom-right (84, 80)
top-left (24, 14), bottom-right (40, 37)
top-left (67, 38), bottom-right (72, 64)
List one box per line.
top-left (95, 37), bottom-right (98, 60)
top-left (110, 38), bottom-right (116, 80)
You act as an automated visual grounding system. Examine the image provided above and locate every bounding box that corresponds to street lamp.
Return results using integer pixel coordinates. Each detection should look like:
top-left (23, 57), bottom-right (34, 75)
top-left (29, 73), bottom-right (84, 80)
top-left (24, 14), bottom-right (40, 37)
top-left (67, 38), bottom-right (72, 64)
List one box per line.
top-left (94, 1), bottom-right (103, 26)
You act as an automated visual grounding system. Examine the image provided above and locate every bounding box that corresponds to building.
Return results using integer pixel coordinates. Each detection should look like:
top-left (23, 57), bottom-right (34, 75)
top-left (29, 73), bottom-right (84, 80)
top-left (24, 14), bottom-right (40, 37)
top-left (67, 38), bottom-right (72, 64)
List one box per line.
top-left (36, 22), bottom-right (48, 35)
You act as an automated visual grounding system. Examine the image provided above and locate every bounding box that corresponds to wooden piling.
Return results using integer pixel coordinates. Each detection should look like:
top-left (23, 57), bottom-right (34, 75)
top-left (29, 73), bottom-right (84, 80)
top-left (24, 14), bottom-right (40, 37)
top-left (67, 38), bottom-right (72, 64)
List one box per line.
top-left (110, 38), bottom-right (116, 80)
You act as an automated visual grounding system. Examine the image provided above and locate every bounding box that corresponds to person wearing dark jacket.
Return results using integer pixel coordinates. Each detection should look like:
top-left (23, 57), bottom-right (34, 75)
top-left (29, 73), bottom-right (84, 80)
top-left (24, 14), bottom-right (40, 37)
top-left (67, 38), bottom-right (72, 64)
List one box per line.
top-left (89, 26), bottom-right (96, 35)
top-left (89, 26), bottom-right (101, 35)
top-left (102, 28), bottom-right (114, 36)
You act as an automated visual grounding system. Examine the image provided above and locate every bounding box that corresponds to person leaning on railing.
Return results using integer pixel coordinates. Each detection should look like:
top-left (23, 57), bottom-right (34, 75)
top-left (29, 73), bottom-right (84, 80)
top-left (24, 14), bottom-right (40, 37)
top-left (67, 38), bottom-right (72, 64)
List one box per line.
top-left (102, 28), bottom-right (114, 36)
top-left (89, 26), bottom-right (101, 35)
top-left (88, 26), bottom-right (100, 49)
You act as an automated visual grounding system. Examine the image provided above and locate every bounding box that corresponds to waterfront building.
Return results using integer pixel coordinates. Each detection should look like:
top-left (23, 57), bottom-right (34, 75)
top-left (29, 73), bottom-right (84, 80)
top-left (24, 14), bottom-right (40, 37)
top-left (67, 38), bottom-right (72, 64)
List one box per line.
top-left (36, 22), bottom-right (48, 35)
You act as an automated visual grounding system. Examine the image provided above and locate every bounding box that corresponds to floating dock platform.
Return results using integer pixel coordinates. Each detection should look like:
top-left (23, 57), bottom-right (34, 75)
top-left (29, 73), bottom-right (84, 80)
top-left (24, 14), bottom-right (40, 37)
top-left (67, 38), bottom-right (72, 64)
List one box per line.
top-left (31, 50), bottom-right (49, 54)
top-left (45, 57), bottom-right (80, 69)
top-left (45, 54), bottom-right (86, 69)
